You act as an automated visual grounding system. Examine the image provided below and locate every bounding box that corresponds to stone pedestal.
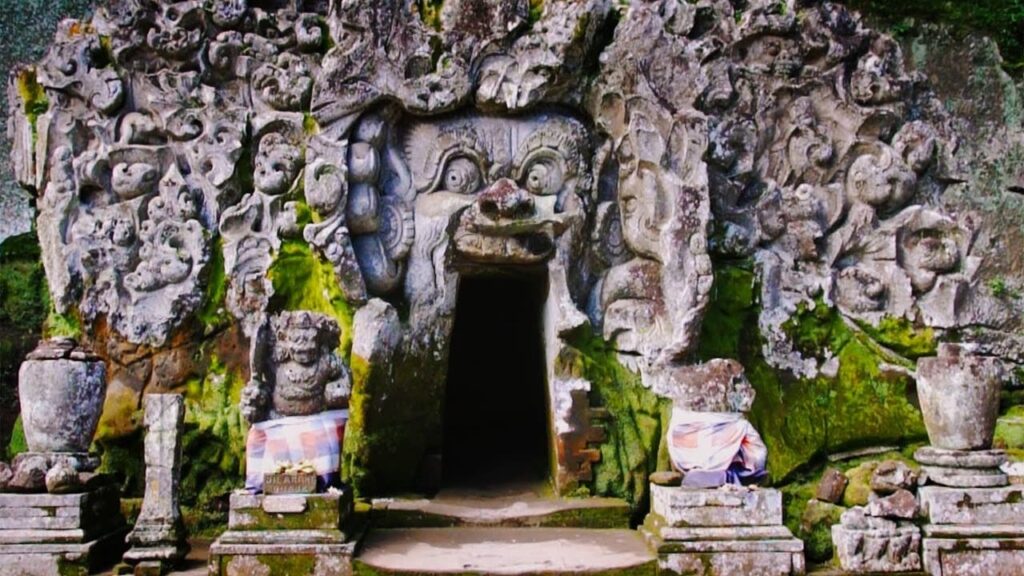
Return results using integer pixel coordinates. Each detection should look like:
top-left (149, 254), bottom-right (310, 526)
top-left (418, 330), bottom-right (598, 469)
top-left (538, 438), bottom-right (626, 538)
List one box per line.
top-left (122, 394), bottom-right (189, 573)
top-left (209, 491), bottom-right (356, 575)
top-left (919, 485), bottom-right (1024, 575)
top-left (0, 483), bottom-right (127, 576)
top-left (643, 485), bottom-right (805, 575)
top-left (915, 446), bottom-right (1008, 488)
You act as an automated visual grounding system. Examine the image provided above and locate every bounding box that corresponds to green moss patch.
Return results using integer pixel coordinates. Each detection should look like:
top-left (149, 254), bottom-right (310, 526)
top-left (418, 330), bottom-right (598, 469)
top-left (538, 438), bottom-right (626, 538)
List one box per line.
top-left (179, 351), bottom-right (248, 532)
top-left (0, 233), bottom-right (48, 457)
top-left (197, 236), bottom-right (230, 335)
top-left (342, 349), bottom-right (446, 496)
top-left (564, 330), bottom-right (671, 519)
top-left (268, 240), bottom-right (353, 357)
top-left (15, 68), bottom-right (49, 142)
top-left (697, 264), bottom-right (927, 483)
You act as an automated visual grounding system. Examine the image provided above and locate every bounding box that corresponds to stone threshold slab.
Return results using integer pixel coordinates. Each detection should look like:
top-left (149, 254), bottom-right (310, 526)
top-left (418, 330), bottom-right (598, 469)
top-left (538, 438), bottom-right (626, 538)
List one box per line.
top-left (355, 527), bottom-right (656, 575)
top-left (371, 484), bottom-right (630, 529)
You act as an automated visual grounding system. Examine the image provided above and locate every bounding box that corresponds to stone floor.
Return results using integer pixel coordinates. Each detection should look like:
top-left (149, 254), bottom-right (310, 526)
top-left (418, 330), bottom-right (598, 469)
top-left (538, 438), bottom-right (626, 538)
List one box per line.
top-left (357, 527), bottom-right (655, 575)
top-left (371, 480), bottom-right (631, 528)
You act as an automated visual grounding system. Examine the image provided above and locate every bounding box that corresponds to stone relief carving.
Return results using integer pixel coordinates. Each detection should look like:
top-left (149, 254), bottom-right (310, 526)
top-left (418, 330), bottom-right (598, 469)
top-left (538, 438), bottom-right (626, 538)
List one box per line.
top-left (10, 0), bottom-right (1016, 493)
top-left (243, 311), bottom-right (351, 424)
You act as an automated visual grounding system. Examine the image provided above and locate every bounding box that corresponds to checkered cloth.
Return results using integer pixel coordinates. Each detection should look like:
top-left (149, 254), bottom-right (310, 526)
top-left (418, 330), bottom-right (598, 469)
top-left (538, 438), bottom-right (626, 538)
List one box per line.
top-left (245, 409), bottom-right (348, 492)
top-left (667, 408), bottom-right (768, 488)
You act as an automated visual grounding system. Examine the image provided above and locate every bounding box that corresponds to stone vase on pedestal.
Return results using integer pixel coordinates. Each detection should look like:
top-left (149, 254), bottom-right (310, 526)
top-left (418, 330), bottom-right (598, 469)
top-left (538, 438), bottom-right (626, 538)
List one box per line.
top-left (916, 343), bottom-right (1004, 451)
top-left (18, 338), bottom-right (106, 454)
top-left (0, 339), bottom-right (126, 576)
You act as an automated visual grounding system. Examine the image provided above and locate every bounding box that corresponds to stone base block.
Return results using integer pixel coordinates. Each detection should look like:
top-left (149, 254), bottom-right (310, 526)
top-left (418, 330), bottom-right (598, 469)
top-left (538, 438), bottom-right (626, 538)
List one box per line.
top-left (914, 447), bottom-right (1006, 469)
top-left (921, 466), bottom-right (1007, 488)
top-left (0, 486), bottom-right (127, 576)
top-left (209, 531), bottom-right (355, 576)
top-left (919, 486), bottom-right (1024, 525)
top-left (832, 523), bottom-right (921, 573)
top-left (210, 492), bottom-right (357, 576)
top-left (645, 521), bottom-right (804, 575)
top-left (650, 485), bottom-right (782, 527)
top-left (228, 492), bottom-right (352, 531)
top-left (922, 528), bottom-right (1024, 576)
top-left (0, 526), bottom-right (128, 576)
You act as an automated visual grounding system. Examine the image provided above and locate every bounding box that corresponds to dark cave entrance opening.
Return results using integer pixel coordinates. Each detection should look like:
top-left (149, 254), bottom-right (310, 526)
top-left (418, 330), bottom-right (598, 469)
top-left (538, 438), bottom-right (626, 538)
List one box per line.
top-left (442, 272), bottom-right (551, 489)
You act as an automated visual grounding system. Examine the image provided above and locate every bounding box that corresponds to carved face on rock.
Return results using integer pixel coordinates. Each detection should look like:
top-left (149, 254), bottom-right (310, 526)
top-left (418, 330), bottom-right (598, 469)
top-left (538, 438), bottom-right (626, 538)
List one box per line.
top-left (401, 112), bottom-right (592, 265)
top-left (263, 311), bottom-right (351, 419)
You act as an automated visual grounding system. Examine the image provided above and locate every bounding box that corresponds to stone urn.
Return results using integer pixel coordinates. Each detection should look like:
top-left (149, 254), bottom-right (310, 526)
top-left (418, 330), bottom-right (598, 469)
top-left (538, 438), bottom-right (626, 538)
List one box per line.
top-left (916, 343), bottom-right (1006, 451)
top-left (17, 338), bottom-right (107, 453)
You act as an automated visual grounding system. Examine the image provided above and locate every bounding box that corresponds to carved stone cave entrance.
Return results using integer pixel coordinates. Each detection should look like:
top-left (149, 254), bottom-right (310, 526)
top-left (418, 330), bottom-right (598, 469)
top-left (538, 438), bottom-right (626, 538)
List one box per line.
top-left (442, 272), bottom-right (551, 489)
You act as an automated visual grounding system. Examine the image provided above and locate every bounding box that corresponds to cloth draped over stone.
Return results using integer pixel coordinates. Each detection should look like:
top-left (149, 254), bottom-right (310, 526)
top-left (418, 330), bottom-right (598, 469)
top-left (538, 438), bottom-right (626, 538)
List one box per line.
top-left (245, 409), bottom-right (348, 492)
top-left (668, 408), bottom-right (767, 488)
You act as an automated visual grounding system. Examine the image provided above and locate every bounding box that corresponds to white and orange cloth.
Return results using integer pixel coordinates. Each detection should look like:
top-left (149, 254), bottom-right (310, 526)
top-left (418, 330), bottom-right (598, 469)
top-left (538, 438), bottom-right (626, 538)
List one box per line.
top-left (245, 409), bottom-right (348, 492)
top-left (667, 408), bottom-right (768, 488)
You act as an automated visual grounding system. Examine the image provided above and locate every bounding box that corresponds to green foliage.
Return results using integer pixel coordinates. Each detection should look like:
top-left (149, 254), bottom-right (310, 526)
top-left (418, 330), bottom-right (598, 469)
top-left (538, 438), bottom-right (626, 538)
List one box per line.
top-left (529, 0), bottom-right (544, 24)
top-left (179, 352), bottom-right (248, 529)
top-left (565, 329), bottom-right (671, 519)
top-left (844, 0), bottom-right (1024, 71)
top-left (6, 416), bottom-right (26, 458)
top-left (96, 432), bottom-right (146, 496)
top-left (989, 277), bottom-right (1021, 300)
top-left (268, 240), bottom-right (354, 357)
top-left (995, 405), bottom-right (1024, 461)
top-left (0, 233), bottom-right (48, 457)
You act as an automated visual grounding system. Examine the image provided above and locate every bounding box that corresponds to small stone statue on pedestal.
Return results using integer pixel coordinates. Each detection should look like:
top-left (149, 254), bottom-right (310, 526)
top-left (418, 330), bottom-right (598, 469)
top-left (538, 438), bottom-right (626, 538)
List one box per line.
top-left (121, 394), bottom-right (189, 574)
top-left (643, 359), bottom-right (804, 576)
top-left (210, 311), bottom-right (355, 576)
top-left (648, 359), bottom-right (768, 488)
top-left (240, 310), bottom-right (351, 492)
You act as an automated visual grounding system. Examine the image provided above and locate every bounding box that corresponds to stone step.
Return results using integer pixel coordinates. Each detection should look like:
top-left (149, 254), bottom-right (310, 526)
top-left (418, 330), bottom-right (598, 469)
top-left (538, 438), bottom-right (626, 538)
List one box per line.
top-left (370, 485), bottom-right (631, 529)
top-left (354, 527), bottom-right (657, 575)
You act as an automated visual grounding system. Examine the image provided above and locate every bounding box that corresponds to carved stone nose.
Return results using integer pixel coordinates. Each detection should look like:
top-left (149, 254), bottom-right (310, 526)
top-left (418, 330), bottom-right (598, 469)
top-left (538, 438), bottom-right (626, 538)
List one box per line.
top-left (478, 178), bottom-right (535, 219)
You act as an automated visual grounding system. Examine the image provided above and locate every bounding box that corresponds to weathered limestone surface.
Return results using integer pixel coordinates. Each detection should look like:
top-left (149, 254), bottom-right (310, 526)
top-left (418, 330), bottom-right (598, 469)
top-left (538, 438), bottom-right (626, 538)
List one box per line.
top-left (646, 485), bottom-right (804, 576)
top-left (919, 487), bottom-right (1024, 576)
top-left (210, 492), bottom-right (354, 576)
top-left (124, 394), bottom-right (188, 567)
top-left (651, 485), bottom-right (782, 528)
top-left (0, 483), bottom-right (126, 576)
top-left (9, 0), bottom-right (1017, 502)
top-left (18, 339), bottom-right (105, 455)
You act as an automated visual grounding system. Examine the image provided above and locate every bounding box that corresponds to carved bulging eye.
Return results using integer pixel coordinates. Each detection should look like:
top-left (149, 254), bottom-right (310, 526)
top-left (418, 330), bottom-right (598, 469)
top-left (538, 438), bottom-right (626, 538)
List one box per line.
top-left (524, 160), bottom-right (563, 196)
top-left (441, 157), bottom-right (481, 195)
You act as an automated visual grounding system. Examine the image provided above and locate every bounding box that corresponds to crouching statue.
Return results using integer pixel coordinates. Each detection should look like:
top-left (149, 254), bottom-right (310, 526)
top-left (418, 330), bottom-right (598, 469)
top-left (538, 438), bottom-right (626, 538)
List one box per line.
top-left (649, 359), bottom-right (767, 488)
top-left (241, 311), bottom-right (352, 492)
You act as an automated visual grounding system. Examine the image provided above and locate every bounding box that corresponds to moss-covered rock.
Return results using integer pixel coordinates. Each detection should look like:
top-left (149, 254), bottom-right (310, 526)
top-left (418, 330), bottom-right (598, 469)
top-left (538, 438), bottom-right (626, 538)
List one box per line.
top-left (843, 0), bottom-right (1024, 71)
top-left (842, 461), bottom-right (878, 507)
top-left (268, 239), bottom-right (353, 357)
top-left (178, 347), bottom-right (248, 531)
top-left (697, 263), bottom-right (928, 483)
top-left (565, 330), bottom-right (671, 518)
top-left (800, 499), bottom-right (846, 564)
top-left (995, 404), bottom-right (1024, 461)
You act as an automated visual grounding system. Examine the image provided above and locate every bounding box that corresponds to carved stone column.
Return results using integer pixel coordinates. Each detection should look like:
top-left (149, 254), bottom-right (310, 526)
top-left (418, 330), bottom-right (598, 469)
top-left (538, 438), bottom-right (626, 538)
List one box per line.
top-left (123, 393), bottom-right (189, 572)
